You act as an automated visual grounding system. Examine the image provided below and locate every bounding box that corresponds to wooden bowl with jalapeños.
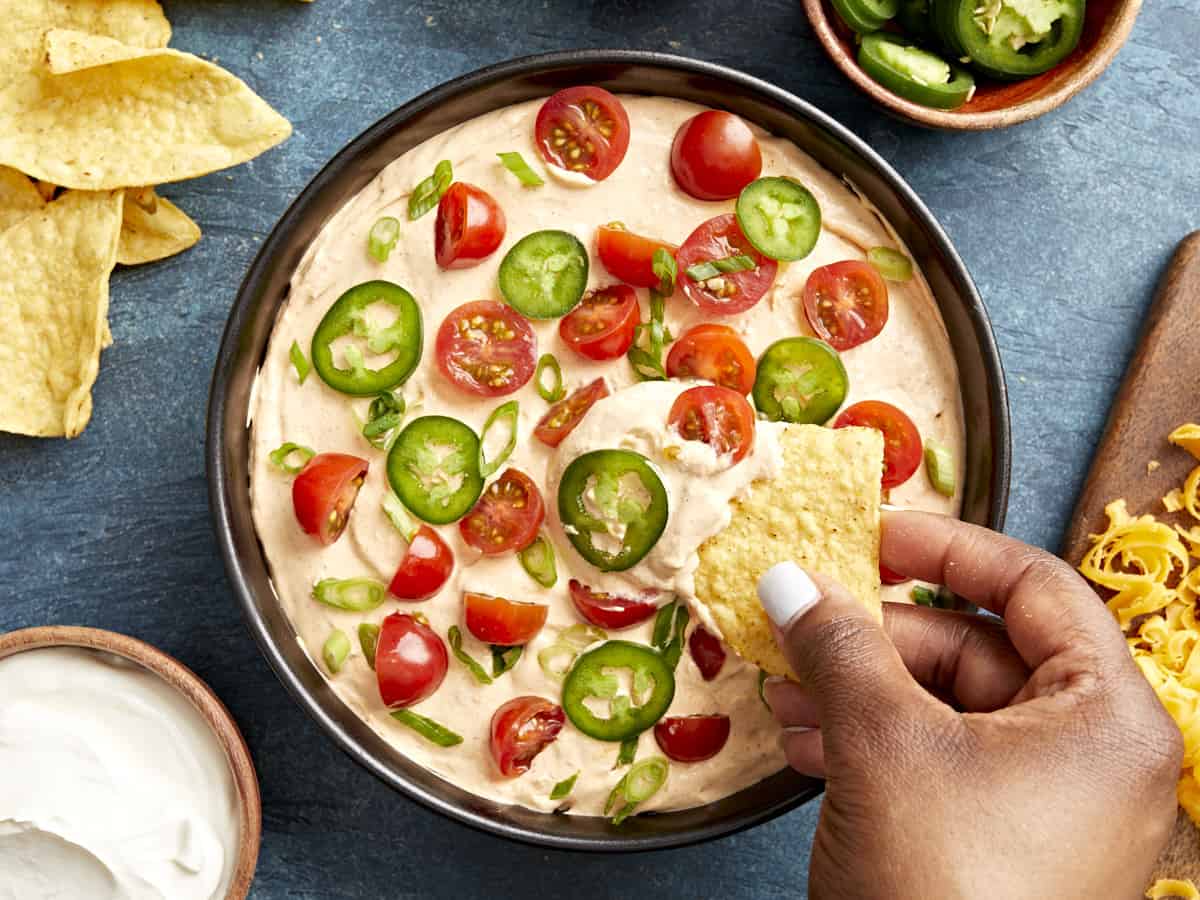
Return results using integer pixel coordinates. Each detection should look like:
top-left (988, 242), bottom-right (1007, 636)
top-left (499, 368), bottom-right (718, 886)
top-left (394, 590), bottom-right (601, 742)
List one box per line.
top-left (803, 0), bottom-right (1142, 129)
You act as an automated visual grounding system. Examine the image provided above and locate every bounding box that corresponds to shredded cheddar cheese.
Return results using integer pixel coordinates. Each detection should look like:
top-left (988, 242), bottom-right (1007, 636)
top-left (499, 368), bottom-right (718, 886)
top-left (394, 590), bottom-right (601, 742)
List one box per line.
top-left (1146, 878), bottom-right (1200, 900)
top-left (1171, 425), bottom-right (1200, 462)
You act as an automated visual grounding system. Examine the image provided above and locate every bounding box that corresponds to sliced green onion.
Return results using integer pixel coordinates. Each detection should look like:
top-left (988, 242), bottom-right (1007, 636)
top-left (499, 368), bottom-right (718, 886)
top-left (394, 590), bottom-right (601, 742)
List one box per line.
top-left (616, 737), bottom-right (638, 767)
top-left (911, 585), bottom-right (938, 607)
top-left (537, 624), bottom-right (606, 680)
top-left (605, 756), bottom-right (669, 825)
top-left (652, 247), bottom-right (677, 296)
top-left (312, 577), bottom-right (387, 612)
top-left (684, 253), bottom-right (756, 282)
top-left (358, 623), bottom-right (380, 670)
top-left (289, 340), bottom-right (310, 384)
top-left (407, 159), bottom-right (452, 220)
top-left (757, 670), bottom-right (769, 708)
top-left (368, 216), bottom-right (401, 262)
top-left (651, 600), bottom-right (676, 650)
top-left (268, 442), bottom-right (315, 475)
top-left (479, 400), bottom-right (519, 478)
top-left (322, 629), bottom-right (350, 674)
top-left (491, 644), bottom-right (523, 678)
top-left (518, 534), bottom-right (557, 588)
top-left (382, 491), bottom-right (419, 542)
top-left (867, 246), bottom-right (913, 282)
top-left (447, 625), bottom-right (493, 685)
top-left (924, 440), bottom-right (956, 497)
top-left (662, 605), bottom-right (690, 670)
top-left (628, 291), bottom-right (671, 382)
top-left (362, 391), bottom-right (405, 449)
top-left (390, 709), bottom-right (463, 746)
top-left (497, 151), bottom-right (545, 187)
top-left (550, 772), bottom-right (579, 801)
top-left (534, 354), bottom-right (565, 403)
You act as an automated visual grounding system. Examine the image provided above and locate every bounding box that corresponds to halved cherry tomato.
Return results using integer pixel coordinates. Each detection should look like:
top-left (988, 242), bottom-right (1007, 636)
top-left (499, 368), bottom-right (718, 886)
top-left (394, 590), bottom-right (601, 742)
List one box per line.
top-left (668, 385), bottom-right (756, 464)
top-left (559, 285), bottom-right (639, 362)
top-left (435, 300), bottom-right (537, 397)
top-left (676, 214), bottom-right (777, 315)
top-left (292, 453), bottom-right (368, 545)
top-left (376, 612), bottom-right (448, 708)
top-left (388, 525), bottom-right (454, 600)
top-left (534, 86), bottom-right (630, 182)
top-left (568, 579), bottom-right (659, 630)
top-left (435, 182), bottom-right (506, 269)
top-left (880, 563), bottom-right (910, 586)
top-left (665, 323), bottom-right (756, 395)
top-left (670, 111), bottom-right (762, 201)
top-left (490, 696), bottom-right (566, 777)
top-left (654, 714), bottom-right (731, 762)
top-left (802, 260), bottom-right (889, 351)
top-left (834, 400), bottom-right (923, 489)
top-left (459, 468), bottom-right (545, 555)
top-left (596, 223), bottom-right (678, 288)
top-left (532, 378), bottom-right (609, 448)
top-left (464, 591), bottom-right (548, 645)
top-left (688, 626), bottom-right (726, 681)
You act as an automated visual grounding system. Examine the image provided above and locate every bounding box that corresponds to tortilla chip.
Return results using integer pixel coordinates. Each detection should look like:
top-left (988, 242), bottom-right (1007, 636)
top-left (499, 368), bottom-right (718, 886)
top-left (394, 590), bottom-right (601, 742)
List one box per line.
top-left (32, 180), bottom-right (58, 203)
top-left (0, 29), bottom-right (290, 191)
top-left (0, 189), bottom-right (124, 438)
top-left (118, 187), bottom-right (201, 265)
top-left (0, 166), bottom-right (45, 231)
top-left (694, 424), bottom-right (884, 679)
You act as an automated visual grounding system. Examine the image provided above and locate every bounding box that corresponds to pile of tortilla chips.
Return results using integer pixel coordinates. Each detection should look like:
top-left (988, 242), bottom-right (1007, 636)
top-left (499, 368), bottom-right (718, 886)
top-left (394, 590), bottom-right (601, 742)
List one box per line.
top-left (0, 0), bottom-right (291, 438)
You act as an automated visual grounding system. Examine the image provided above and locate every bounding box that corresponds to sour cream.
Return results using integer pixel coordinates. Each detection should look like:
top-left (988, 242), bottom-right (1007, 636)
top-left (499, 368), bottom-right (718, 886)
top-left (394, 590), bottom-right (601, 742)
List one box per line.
top-left (0, 647), bottom-right (240, 900)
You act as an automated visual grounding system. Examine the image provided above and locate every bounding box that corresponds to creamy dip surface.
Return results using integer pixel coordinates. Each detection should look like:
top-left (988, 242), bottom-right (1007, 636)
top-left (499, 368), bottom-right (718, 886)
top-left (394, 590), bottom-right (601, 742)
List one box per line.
top-left (0, 647), bottom-right (239, 900)
top-left (249, 95), bottom-right (964, 817)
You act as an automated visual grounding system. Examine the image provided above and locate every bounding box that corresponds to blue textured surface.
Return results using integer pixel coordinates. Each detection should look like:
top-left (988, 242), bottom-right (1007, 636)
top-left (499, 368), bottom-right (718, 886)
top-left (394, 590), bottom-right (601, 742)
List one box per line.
top-left (1, 1), bottom-right (1197, 896)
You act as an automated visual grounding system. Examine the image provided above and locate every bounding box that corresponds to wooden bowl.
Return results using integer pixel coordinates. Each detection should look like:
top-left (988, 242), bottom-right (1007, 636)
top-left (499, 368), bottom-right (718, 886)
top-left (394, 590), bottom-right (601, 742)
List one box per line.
top-left (802, 0), bottom-right (1142, 129)
top-left (0, 626), bottom-right (261, 899)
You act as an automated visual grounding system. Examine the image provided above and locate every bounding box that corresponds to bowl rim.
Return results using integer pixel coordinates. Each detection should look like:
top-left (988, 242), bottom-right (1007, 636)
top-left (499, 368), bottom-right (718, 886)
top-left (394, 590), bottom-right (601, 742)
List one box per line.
top-left (0, 625), bottom-right (262, 898)
top-left (206, 48), bottom-right (1012, 851)
top-left (801, 0), bottom-right (1144, 130)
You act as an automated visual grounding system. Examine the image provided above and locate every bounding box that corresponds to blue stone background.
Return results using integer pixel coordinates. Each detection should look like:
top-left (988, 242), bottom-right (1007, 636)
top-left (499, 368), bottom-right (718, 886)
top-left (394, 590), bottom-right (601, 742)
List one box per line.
top-left (1, 1), bottom-right (1197, 896)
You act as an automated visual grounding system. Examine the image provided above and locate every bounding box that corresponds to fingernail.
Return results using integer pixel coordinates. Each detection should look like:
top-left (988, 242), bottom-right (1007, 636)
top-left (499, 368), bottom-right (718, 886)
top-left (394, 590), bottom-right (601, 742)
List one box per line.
top-left (757, 562), bottom-right (820, 629)
top-left (783, 725), bottom-right (817, 735)
top-left (880, 502), bottom-right (903, 512)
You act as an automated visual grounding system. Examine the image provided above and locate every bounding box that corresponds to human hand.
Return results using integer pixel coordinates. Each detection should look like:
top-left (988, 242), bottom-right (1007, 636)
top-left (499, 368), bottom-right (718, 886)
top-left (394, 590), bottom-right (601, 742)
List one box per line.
top-left (758, 509), bottom-right (1182, 900)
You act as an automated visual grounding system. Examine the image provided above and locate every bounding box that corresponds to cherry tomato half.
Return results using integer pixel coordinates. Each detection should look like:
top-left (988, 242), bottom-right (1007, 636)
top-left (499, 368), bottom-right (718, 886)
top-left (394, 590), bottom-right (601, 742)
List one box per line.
top-left (435, 182), bottom-right (506, 269)
top-left (490, 696), bottom-right (566, 777)
top-left (802, 260), bottom-right (889, 351)
top-left (596, 223), bottom-right (678, 289)
top-left (459, 468), bottom-right (545, 555)
top-left (292, 453), bottom-right (368, 546)
top-left (388, 525), bottom-right (454, 600)
top-left (666, 323), bottom-right (756, 395)
top-left (834, 400), bottom-right (923, 489)
top-left (880, 563), bottom-right (910, 586)
top-left (676, 214), bottom-right (777, 315)
top-left (532, 378), bottom-right (609, 449)
top-left (654, 714), bottom-right (731, 763)
top-left (568, 579), bottom-right (659, 630)
top-left (670, 111), bottom-right (762, 201)
top-left (668, 385), bottom-right (756, 464)
top-left (464, 591), bottom-right (548, 645)
top-left (559, 285), bottom-right (639, 362)
top-left (435, 300), bottom-right (537, 397)
top-left (688, 626), bottom-right (726, 681)
top-left (376, 612), bottom-right (448, 708)
top-left (534, 86), bottom-right (631, 182)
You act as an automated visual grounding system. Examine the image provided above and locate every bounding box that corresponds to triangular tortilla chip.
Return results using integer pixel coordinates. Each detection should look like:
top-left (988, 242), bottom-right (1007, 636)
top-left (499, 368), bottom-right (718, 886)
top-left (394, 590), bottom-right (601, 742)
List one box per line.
top-left (118, 187), bottom-right (201, 265)
top-left (0, 165), bottom-right (45, 231)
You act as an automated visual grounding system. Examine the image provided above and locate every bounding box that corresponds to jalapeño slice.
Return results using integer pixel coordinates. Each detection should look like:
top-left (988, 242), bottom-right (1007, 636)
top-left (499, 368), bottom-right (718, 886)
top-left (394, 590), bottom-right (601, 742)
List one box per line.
top-left (953, 0), bottom-right (1084, 80)
top-left (736, 177), bottom-right (822, 262)
top-left (859, 34), bottom-right (976, 110)
top-left (830, 0), bottom-right (898, 32)
top-left (752, 337), bottom-right (848, 424)
top-left (387, 415), bottom-right (483, 524)
top-left (310, 280), bottom-right (423, 396)
top-left (557, 449), bottom-right (668, 572)
top-left (498, 230), bottom-right (589, 319)
top-left (562, 641), bottom-right (675, 742)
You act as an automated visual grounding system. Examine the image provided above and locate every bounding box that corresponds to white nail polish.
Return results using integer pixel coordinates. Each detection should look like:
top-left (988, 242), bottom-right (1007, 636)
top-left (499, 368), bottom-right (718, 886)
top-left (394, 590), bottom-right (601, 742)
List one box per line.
top-left (757, 562), bottom-right (820, 629)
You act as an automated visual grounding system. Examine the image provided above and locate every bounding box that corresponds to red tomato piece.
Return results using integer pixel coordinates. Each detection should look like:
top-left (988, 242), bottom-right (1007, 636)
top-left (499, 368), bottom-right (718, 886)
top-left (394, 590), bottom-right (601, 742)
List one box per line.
top-left (676, 214), bottom-right (777, 315)
top-left (459, 468), bottom-right (545, 555)
top-left (532, 378), bottom-right (609, 448)
top-left (558, 285), bottom-right (640, 362)
top-left (688, 626), bottom-right (726, 681)
top-left (654, 714), bottom-right (731, 763)
top-left (802, 260), bottom-right (889, 351)
top-left (292, 452), bottom-right (368, 546)
top-left (435, 182), bottom-right (506, 269)
top-left (568, 579), bottom-right (659, 630)
top-left (534, 86), bottom-right (631, 182)
top-left (833, 400), bottom-right (923, 489)
top-left (596, 223), bottom-right (678, 289)
top-left (490, 696), bottom-right (566, 777)
top-left (375, 612), bottom-right (448, 708)
top-left (667, 385), bottom-right (756, 464)
top-left (879, 563), bottom-right (910, 586)
top-left (388, 525), bottom-right (454, 600)
top-left (670, 111), bottom-right (762, 201)
top-left (435, 300), bottom-right (537, 397)
top-left (665, 323), bottom-right (756, 395)
top-left (464, 591), bottom-right (548, 645)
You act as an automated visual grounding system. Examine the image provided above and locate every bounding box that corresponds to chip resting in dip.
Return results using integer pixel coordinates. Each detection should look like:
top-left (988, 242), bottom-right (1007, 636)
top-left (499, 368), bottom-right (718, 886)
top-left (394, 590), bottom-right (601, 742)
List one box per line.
top-left (249, 88), bottom-right (964, 821)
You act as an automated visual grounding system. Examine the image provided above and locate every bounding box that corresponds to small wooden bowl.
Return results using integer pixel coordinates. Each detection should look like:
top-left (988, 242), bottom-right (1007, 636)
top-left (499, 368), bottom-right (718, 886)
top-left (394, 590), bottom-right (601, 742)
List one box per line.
top-left (0, 626), bottom-right (261, 899)
top-left (802, 0), bottom-right (1142, 129)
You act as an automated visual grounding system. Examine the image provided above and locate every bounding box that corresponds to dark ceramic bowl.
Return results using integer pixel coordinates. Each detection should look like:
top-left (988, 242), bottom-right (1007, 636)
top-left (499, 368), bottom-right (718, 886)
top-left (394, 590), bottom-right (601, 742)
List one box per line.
top-left (206, 50), bottom-right (1011, 852)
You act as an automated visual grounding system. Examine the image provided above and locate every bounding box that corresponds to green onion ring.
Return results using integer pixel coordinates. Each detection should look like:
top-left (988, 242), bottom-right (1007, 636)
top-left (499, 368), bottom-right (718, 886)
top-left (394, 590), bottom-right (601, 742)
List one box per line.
top-left (312, 577), bottom-right (387, 612)
top-left (497, 151), bottom-right (545, 187)
top-left (390, 709), bottom-right (463, 746)
top-left (268, 442), bottom-right (315, 475)
top-left (535, 354), bottom-right (566, 403)
top-left (447, 625), bottom-right (492, 685)
top-left (367, 216), bottom-right (401, 263)
top-left (478, 400), bottom-right (519, 478)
